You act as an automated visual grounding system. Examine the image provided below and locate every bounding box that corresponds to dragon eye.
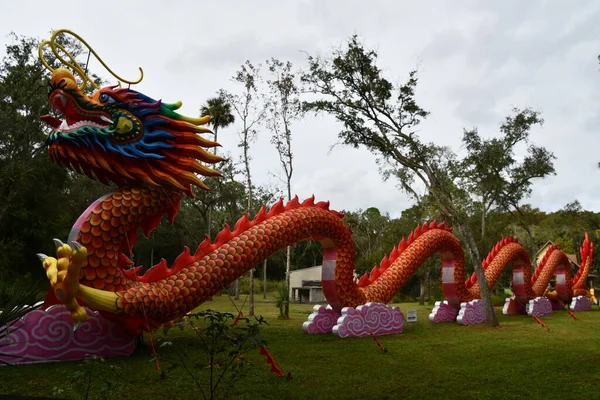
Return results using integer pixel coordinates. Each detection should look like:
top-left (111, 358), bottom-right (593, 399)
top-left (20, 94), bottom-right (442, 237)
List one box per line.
top-left (98, 93), bottom-right (115, 104)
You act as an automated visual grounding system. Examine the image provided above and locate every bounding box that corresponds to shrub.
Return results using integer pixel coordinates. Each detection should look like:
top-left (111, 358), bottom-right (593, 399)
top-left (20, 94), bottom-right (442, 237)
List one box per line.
top-left (490, 293), bottom-right (507, 307)
top-left (274, 282), bottom-right (289, 318)
top-left (162, 310), bottom-right (267, 400)
top-left (392, 292), bottom-right (417, 303)
top-left (237, 276), bottom-right (281, 295)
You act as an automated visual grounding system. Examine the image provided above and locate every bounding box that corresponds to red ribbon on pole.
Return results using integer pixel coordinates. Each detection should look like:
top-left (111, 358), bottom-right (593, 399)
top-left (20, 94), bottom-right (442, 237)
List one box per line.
top-left (369, 331), bottom-right (387, 352)
top-left (260, 346), bottom-right (284, 377)
top-left (232, 311), bottom-right (243, 326)
top-left (533, 316), bottom-right (549, 331)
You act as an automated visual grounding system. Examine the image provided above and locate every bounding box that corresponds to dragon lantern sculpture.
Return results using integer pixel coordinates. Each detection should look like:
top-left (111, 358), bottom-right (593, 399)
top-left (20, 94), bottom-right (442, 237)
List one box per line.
top-left (32, 30), bottom-right (593, 337)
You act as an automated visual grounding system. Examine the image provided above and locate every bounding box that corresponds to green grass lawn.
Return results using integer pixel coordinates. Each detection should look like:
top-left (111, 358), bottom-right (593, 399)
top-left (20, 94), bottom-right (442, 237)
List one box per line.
top-left (1, 296), bottom-right (599, 400)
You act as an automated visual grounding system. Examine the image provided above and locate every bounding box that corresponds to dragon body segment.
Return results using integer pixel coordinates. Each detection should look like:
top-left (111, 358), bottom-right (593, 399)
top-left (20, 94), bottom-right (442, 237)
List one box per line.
top-left (37, 48), bottom-right (593, 334)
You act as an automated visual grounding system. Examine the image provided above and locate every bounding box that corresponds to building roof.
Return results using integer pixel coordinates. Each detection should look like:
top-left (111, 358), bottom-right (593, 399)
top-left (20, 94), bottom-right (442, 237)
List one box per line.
top-left (535, 241), bottom-right (579, 267)
top-left (535, 241), bottom-right (555, 259)
top-left (290, 265), bottom-right (322, 274)
top-left (566, 254), bottom-right (579, 267)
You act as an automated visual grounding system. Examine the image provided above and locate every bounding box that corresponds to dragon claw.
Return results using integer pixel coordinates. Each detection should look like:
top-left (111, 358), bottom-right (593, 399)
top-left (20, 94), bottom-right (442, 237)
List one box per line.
top-left (37, 253), bottom-right (48, 261)
top-left (40, 238), bottom-right (88, 323)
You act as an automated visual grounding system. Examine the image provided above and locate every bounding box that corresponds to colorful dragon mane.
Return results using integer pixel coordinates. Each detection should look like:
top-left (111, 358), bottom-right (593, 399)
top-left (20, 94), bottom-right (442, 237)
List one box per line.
top-left (41, 68), bottom-right (223, 195)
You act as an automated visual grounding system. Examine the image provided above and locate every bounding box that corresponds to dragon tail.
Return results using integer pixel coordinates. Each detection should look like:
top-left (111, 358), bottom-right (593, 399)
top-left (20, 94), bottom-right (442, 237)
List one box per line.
top-left (573, 233), bottom-right (594, 292)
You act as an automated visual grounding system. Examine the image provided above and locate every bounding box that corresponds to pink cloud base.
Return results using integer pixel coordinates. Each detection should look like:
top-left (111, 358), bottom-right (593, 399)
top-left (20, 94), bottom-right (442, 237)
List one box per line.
top-left (456, 300), bottom-right (486, 325)
top-left (570, 295), bottom-right (592, 311)
top-left (302, 305), bottom-right (341, 334)
top-left (0, 305), bottom-right (137, 365)
top-left (526, 297), bottom-right (552, 317)
top-left (428, 301), bottom-right (459, 323)
top-left (332, 302), bottom-right (404, 338)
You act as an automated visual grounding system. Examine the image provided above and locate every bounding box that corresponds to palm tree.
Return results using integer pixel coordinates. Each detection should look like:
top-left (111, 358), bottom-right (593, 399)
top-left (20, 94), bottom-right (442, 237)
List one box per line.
top-left (199, 94), bottom-right (235, 235)
top-left (200, 94), bottom-right (235, 155)
top-left (200, 95), bottom-right (239, 298)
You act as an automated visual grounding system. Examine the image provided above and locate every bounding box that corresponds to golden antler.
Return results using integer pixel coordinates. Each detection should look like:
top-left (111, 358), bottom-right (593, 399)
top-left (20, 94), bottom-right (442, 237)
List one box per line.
top-left (38, 29), bottom-right (144, 90)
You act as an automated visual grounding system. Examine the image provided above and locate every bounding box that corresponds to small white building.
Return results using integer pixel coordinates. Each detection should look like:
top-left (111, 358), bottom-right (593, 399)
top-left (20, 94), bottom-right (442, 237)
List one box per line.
top-left (289, 265), bottom-right (325, 303)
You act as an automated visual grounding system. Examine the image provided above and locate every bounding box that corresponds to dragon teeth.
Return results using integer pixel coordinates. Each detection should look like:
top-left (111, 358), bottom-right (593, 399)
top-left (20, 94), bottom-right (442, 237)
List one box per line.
top-left (66, 120), bottom-right (107, 129)
top-left (57, 93), bottom-right (68, 107)
top-left (55, 118), bottom-right (112, 132)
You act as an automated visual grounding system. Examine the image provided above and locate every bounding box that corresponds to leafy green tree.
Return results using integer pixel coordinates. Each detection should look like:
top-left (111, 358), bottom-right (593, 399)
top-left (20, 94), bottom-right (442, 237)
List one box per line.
top-left (221, 61), bottom-right (266, 308)
top-left (535, 201), bottom-right (589, 253)
top-left (344, 207), bottom-right (391, 272)
top-left (301, 35), bottom-right (503, 325)
top-left (459, 109), bottom-right (555, 250)
top-left (0, 32), bottom-right (105, 280)
top-left (265, 58), bottom-right (302, 318)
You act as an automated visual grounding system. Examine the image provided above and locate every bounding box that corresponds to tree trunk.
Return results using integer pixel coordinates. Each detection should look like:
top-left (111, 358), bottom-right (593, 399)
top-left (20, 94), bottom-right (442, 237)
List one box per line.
top-left (207, 126), bottom-right (218, 237)
top-left (519, 221), bottom-right (536, 255)
top-left (263, 259), bottom-right (268, 299)
top-left (207, 207), bottom-right (212, 237)
top-left (419, 270), bottom-right (429, 305)
top-left (481, 195), bottom-right (486, 245)
top-left (249, 267), bottom-right (254, 316)
top-left (455, 222), bottom-right (499, 327)
top-left (283, 182), bottom-right (292, 318)
top-left (244, 131), bottom-right (254, 314)
top-left (234, 279), bottom-right (240, 300)
top-left (284, 246), bottom-right (292, 318)
top-left (429, 181), bottom-right (499, 327)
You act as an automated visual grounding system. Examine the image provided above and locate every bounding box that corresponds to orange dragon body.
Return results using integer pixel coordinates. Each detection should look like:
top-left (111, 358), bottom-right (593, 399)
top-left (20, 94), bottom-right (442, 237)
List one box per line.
top-left (36, 42), bottom-right (593, 336)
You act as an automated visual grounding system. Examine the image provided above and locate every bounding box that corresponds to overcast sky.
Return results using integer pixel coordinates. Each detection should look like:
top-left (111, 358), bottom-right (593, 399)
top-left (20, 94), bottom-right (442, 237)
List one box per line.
top-left (2, 1), bottom-right (600, 218)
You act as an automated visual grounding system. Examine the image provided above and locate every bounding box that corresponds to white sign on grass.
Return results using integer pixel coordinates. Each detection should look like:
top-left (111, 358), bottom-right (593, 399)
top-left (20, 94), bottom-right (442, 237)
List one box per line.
top-left (407, 310), bottom-right (417, 322)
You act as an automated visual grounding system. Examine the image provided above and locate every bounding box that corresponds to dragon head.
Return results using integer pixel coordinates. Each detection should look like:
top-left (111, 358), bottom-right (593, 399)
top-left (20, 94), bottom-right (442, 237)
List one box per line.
top-left (40, 68), bottom-right (224, 195)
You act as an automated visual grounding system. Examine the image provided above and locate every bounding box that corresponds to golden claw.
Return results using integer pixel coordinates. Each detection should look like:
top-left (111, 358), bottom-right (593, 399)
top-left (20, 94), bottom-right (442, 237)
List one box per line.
top-left (40, 239), bottom-right (88, 323)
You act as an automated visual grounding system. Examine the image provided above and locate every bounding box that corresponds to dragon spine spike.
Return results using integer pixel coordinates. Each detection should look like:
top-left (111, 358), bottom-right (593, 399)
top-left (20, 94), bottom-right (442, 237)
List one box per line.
top-left (580, 232), bottom-right (590, 262)
top-left (300, 195), bottom-right (316, 206)
top-left (196, 235), bottom-right (213, 256)
top-left (234, 213), bottom-right (251, 233)
top-left (253, 205), bottom-right (268, 222)
top-left (214, 224), bottom-right (233, 244)
top-left (269, 199), bottom-right (285, 216)
top-left (122, 266), bottom-right (142, 279)
top-left (532, 244), bottom-right (558, 281)
top-left (356, 223), bottom-right (458, 287)
top-left (573, 232), bottom-right (594, 286)
top-left (358, 272), bottom-right (370, 286)
top-left (285, 195), bottom-right (301, 210)
top-left (389, 245), bottom-right (399, 260)
top-left (379, 254), bottom-right (390, 272)
top-left (399, 238), bottom-right (407, 252)
top-left (369, 266), bottom-right (381, 283)
top-left (131, 196), bottom-right (346, 282)
top-left (414, 224), bottom-right (422, 237)
top-left (167, 197), bottom-right (181, 224)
